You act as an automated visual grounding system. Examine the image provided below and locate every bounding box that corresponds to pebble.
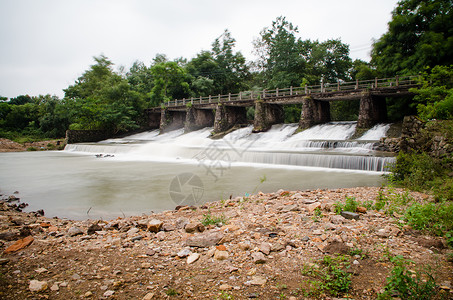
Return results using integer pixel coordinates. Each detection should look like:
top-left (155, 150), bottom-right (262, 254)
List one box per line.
top-left (214, 250), bottom-right (229, 260)
top-left (187, 253), bottom-right (200, 264)
top-left (251, 252), bottom-right (267, 264)
top-left (29, 280), bottom-right (48, 292)
top-left (250, 275), bottom-right (267, 285)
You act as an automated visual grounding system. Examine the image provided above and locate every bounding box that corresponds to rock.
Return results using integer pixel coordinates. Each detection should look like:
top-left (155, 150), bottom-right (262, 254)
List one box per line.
top-left (87, 223), bottom-right (103, 235)
top-left (214, 250), bottom-right (229, 260)
top-left (0, 258), bottom-right (9, 265)
top-left (356, 206), bottom-right (367, 213)
top-left (330, 214), bottom-right (345, 224)
top-left (177, 248), bottom-right (192, 258)
top-left (184, 222), bottom-right (205, 233)
top-left (307, 202), bottom-right (321, 213)
top-left (0, 231), bottom-right (19, 241)
top-left (155, 231), bottom-right (166, 240)
top-left (68, 226), bottom-right (84, 236)
top-left (35, 267), bottom-right (48, 273)
top-left (147, 219), bottom-right (163, 232)
top-left (175, 218), bottom-right (189, 229)
top-left (271, 242), bottom-right (286, 252)
top-left (29, 280), bottom-right (48, 292)
top-left (376, 229), bottom-right (390, 238)
top-left (143, 292), bottom-right (155, 299)
top-left (219, 284), bottom-right (233, 291)
top-left (281, 204), bottom-right (299, 212)
top-left (84, 291), bottom-right (93, 298)
top-left (50, 283), bottom-right (59, 291)
top-left (216, 245), bottom-right (227, 251)
top-left (259, 242), bottom-right (271, 255)
top-left (3, 236), bottom-right (34, 254)
top-left (341, 211), bottom-right (360, 220)
top-left (237, 241), bottom-right (251, 251)
top-left (250, 275), bottom-right (267, 285)
top-left (127, 227), bottom-right (140, 236)
top-left (187, 253), bottom-right (200, 264)
top-left (251, 252), bottom-right (267, 264)
top-left (103, 290), bottom-right (115, 297)
top-left (136, 219), bottom-right (149, 229)
top-left (185, 231), bottom-right (224, 248)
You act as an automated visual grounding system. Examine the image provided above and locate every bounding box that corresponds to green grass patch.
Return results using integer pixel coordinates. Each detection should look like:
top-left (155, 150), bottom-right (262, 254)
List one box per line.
top-left (201, 212), bottom-right (229, 226)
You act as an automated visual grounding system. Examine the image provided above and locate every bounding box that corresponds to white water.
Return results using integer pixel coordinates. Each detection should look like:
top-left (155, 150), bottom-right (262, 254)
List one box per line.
top-left (0, 122), bottom-right (394, 219)
top-left (65, 122), bottom-right (394, 172)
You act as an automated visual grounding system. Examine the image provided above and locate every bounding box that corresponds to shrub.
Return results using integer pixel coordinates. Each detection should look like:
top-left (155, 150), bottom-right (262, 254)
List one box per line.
top-left (201, 213), bottom-right (229, 226)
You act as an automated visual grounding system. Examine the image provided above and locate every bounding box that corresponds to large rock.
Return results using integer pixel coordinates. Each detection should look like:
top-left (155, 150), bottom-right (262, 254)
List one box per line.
top-left (68, 226), bottom-right (84, 237)
top-left (251, 252), bottom-right (267, 264)
top-left (185, 231), bottom-right (224, 248)
top-left (184, 222), bottom-right (205, 233)
top-left (3, 236), bottom-right (34, 254)
top-left (29, 280), bottom-right (48, 292)
top-left (147, 219), bottom-right (163, 232)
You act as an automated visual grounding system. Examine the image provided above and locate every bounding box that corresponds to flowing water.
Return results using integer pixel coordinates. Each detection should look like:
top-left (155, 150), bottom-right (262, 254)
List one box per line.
top-left (0, 122), bottom-right (394, 220)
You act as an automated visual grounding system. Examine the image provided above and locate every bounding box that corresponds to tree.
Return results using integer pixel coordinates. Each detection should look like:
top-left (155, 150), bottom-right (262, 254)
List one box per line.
top-left (371, 0), bottom-right (453, 76)
top-left (211, 30), bottom-right (250, 94)
top-left (8, 95), bottom-right (33, 105)
top-left (253, 16), bottom-right (308, 89)
top-left (64, 55), bottom-right (145, 133)
top-left (412, 65), bottom-right (453, 120)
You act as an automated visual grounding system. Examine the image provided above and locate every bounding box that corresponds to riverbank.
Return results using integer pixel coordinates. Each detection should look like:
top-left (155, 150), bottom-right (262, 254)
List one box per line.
top-left (0, 187), bottom-right (451, 299)
top-left (0, 138), bottom-right (65, 152)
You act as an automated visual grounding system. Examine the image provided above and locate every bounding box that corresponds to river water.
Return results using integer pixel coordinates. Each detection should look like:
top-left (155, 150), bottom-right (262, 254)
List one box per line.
top-left (0, 122), bottom-right (392, 220)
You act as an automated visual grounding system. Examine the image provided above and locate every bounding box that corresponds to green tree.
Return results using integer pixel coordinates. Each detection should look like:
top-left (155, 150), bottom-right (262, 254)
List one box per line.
top-left (211, 30), bottom-right (251, 94)
top-left (371, 0), bottom-right (453, 76)
top-left (254, 16), bottom-right (308, 89)
top-left (413, 65), bottom-right (453, 120)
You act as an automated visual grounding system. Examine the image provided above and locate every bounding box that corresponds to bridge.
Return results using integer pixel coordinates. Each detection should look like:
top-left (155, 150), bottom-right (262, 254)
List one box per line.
top-left (145, 75), bottom-right (418, 135)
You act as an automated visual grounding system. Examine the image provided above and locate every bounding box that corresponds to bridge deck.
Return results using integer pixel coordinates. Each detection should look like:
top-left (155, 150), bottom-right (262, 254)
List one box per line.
top-left (146, 76), bottom-right (419, 112)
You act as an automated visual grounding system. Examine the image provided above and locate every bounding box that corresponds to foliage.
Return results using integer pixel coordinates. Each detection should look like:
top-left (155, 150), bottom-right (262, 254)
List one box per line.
top-left (412, 65), bottom-right (453, 120)
top-left (201, 213), bottom-right (229, 226)
top-left (371, 0), bottom-right (453, 76)
top-left (334, 196), bottom-right (359, 214)
top-left (377, 256), bottom-right (438, 300)
top-left (387, 151), bottom-right (453, 200)
top-left (301, 255), bottom-right (352, 297)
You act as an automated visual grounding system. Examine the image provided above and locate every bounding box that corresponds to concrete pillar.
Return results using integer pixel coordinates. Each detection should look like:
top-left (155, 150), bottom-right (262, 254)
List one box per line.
top-left (160, 108), bottom-right (186, 133)
top-left (298, 97), bottom-right (331, 129)
top-left (357, 92), bottom-right (387, 128)
top-left (146, 111), bottom-right (161, 129)
top-left (184, 107), bottom-right (215, 132)
top-left (212, 104), bottom-right (247, 134)
top-left (253, 101), bottom-right (284, 132)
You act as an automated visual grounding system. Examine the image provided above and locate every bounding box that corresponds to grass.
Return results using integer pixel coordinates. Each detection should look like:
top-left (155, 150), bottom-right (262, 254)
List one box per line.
top-left (377, 256), bottom-right (438, 300)
top-left (301, 255), bottom-right (352, 297)
top-left (201, 212), bottom-right (229, 226)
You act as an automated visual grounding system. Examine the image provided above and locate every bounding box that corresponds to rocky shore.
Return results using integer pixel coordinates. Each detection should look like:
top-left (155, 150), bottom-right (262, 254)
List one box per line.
top-left (0, 187), bottom-right (452, 299)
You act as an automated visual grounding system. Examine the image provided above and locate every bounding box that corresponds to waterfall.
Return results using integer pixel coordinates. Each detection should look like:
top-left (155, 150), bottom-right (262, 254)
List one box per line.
top-left (64, 122), bottom-right (395, 172)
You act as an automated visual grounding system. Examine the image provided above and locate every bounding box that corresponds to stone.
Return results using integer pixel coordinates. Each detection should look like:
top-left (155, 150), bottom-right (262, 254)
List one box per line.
top-left (143, 292), bottom-right (155, 300)
top-left (29, 280), bottom-right (48, 292)
top-left (330, 215), bottom-right (345, 224)
top-left (177, 248), bottom-right (192, 258)
top-left (237, 241), bottom-right (251, 251)
top-left (185, 231), bottom-right (224, 248)
top-left (307, 202), bottom-right (321, 213)
top-left (3, 236), bottom-right (34, 254)
top-left (103, 290), bottom-right (115, 297)
top-left (281, 204), bottom-right (298, 212)
top-left (87, 223), bottom-right (102, 235)
top-left (35, 267), bottom-right (48, 273)
top-left (155, 231), bottom-right (166, 240)
top-left (175, 218), bottom-right (189, 229)
top-left (68, 226), bottom-right (84, 236)
top-left (127, 227), bottom-right (140, 236)
top-left (356, 206), bottom-right (367, 213)
top-left (271, 242), bottom-right (286, 252)
top-left (147, 219), bottom-right (163, 232)
top-left (341, 211), bottom-right (360, 220)
top-left (219, 284), bottom-right (233, 291)
top-left (214, 250), bottom-right (229, 260)
top-left (259, 242), bottom-right (271, 255)
top-left (50, 284), bottom-right (59, 291)
top-left (250, 275), bottom-right (267, 285)
top-left (187, 253), bottom-right (200, 264)
top-left (84, 291), bottom-right (93, 298)
top-left (0, 258), bottom-right (9, 265)
top-left (376, 229), bottom-right (390, 238)
top-left (251, 252), bottom-right (267, 264)
top-left (184, 222), bottom-right (205, 233)
top-left (216, 245), bottom-right (227, 251)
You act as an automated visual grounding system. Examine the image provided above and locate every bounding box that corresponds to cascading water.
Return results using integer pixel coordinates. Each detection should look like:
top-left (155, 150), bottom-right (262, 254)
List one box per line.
top-left (65, 122), bottom-right (395, 172)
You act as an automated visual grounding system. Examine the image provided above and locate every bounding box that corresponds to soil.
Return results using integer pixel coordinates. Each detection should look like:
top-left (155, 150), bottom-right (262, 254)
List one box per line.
top-left (0, 187), bottom-right (452, 299)
top-left (0, 139), bottom-right (65, 152)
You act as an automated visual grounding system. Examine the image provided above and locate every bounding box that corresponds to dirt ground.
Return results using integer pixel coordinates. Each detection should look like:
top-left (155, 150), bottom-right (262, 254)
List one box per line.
top-left (0, 138), bottom-right (64, 152)
top-left (0, 187), bottom-right (452, 299)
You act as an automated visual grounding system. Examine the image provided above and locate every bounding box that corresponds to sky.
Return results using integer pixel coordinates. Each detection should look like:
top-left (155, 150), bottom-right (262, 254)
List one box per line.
top-left (0, 0), bottom-right (399, 99)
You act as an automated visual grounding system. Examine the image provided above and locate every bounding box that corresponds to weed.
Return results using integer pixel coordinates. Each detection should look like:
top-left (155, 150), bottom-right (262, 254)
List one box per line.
top-left (218, 291), bottom-right (234, 299)
top-left (377, 256), bottom-right (438, 300)
top-left (165, 288), bottom-right (179, 296)
top-left (26, 146), bottom-right (37, 151)
top-left (201, 213), bottom-right (229, 226)
top-left (312, 207), bottom-right (322, 222)
top-left (349, 248), bottom-right (368, 259)
top-left (334, 196), bottom-right (359, 214)
top-left (301, 255), bottom-right (352, 297)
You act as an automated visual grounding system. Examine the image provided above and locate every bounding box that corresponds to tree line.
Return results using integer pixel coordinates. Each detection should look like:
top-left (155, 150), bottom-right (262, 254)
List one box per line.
top-left (1, 0), bottom-right (452, 140)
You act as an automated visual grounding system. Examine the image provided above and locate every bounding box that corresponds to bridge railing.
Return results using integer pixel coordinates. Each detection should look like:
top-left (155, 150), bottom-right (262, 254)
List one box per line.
top-left (163, 75), bottom-right (419, 108)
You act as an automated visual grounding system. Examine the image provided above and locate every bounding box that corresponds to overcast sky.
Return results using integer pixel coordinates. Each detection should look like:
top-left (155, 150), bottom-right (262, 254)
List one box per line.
top-left (0, 0), bottom-right (399, 99)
